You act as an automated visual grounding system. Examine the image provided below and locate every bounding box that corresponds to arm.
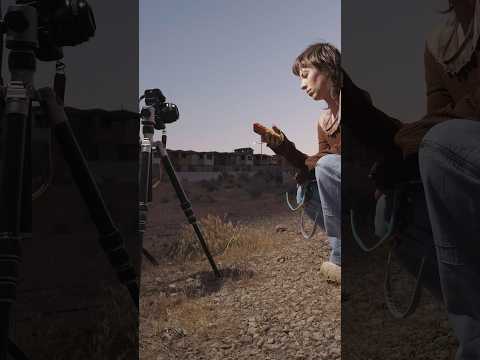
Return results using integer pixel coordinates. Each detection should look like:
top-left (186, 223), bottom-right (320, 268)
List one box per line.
top-left (394, 46), bottom-right (479, 157)
top-left (342, 70), bottom-right (403, 161)
top-left (268, 133), bottom-right (309, 172)
top-left (267, 135), bottom-right (313, 184)
top-left (342, 70), bottom-right (409, 190)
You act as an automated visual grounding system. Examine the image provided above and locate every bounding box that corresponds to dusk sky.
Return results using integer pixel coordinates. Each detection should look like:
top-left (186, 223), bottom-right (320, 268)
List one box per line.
top-left (343, 0), bottom-right (441, 124)
top-left (140, 0), bottom-right (341, 154)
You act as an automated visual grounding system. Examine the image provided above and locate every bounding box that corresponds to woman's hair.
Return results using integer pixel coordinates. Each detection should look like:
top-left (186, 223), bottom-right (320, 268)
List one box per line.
top-left (439, 0), bottom-right (454, 13)
top-left (292, 42), bottom-right (342, 99)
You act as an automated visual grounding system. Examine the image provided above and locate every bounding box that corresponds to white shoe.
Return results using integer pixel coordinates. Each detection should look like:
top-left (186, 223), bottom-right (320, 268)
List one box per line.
top-left (320, 261), bottom-right (341, 284)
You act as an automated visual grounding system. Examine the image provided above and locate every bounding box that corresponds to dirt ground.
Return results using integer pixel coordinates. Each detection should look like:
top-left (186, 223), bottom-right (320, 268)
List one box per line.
top-left (140, 179), bottom-right (341, 360)
top-left (139, 175), bottom-right (458, 359)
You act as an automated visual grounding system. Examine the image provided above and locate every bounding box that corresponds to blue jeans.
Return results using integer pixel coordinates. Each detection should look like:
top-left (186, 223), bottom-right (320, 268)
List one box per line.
top-left (376, 119), bottom-right (480, 359)
top-left (297, 154), bottom-right (341, 266)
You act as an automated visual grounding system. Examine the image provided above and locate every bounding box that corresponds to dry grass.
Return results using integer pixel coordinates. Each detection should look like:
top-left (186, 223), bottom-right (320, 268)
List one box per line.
top-left (166, 214), bottom-right (276, 260)
top-left (166, 298), bottom-right (214, 333)
top-left (17, 286), bottom-right (138, 360)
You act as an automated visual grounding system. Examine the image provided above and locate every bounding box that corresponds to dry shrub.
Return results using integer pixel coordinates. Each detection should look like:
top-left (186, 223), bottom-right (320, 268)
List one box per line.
top-left (168, 214), bottom-right (274, 259)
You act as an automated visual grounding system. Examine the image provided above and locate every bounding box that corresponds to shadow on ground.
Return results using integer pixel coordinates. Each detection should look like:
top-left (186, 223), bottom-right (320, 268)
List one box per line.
top-left (154, 266), bottom-right (255, 299)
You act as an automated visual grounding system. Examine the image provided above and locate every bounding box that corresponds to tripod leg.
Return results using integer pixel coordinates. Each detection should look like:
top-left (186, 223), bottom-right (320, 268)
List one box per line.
top-left (139, 138), bottom-right (159, 266)
top-left (38, 87), bottom-right (139, 309)
top-left (157, 143), bottom-right (221, 278)
top-left (0, 83), bottom-right (30, 360)
top-left (141, 248), bottom-right (159, 266)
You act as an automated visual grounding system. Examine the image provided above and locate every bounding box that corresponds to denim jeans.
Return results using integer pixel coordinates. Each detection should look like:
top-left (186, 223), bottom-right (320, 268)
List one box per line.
top-left (375, 119), bottom-right (480, 359)
top-left (296, 154), bottom-right (341, 266)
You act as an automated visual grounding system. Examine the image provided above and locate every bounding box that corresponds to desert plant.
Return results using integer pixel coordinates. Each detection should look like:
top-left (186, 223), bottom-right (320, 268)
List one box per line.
top-left (168, 214), bottom-right (273, 259)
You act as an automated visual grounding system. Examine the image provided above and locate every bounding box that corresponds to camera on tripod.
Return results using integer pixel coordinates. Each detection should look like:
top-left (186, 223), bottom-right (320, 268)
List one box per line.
top-left (138, 88), bottom-right (221, 277)
top-left (140, 88), bottom-right (179, 130)
top-left (4, 0), bottom-right (96, 61)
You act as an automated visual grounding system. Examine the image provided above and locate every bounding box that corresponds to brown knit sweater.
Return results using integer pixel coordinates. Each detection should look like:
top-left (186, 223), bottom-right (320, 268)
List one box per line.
top-left (269, 121), bottom-right (341, 184)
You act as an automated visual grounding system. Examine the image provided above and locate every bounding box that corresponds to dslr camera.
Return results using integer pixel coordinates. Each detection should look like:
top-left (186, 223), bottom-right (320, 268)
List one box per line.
top-left (140, 88), bottom-right (179, 130)
top-left (5, 0), bottom-right (96, 61)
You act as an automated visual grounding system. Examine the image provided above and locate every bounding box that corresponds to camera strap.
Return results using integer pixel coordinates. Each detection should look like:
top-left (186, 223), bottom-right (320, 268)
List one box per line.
top-left (54, 60), bottom-right (66, 104)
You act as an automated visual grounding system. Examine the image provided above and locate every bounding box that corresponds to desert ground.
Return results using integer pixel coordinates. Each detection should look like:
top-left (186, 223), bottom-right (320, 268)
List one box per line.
top-left (140, 174), bottom-right (341, 360)
top-left (140, 170), bottom-right (458, 360)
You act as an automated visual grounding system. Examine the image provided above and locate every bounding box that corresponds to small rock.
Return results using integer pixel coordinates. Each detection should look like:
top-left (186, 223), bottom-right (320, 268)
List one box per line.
top-left (240, 335), bottom-right (252, 343)
top-left (265, 343), bottom-right (282, 350)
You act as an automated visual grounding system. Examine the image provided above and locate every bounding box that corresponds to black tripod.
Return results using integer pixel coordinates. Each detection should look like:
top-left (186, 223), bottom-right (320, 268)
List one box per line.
top-left (138, 100), bottom-right (221, 278)
top-left (0, 5), bottom-right (138, 359)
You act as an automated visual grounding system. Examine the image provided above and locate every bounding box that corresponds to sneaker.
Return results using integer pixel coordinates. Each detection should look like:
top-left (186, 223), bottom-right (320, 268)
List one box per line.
top-left (320, 261), bottom-right (341, 283)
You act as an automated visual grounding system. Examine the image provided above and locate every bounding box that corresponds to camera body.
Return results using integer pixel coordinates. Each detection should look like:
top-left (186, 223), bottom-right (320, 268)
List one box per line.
top-left (140, 88), bottom-right (179, 130)
top-left (8, 0), bottom-right (96, 61)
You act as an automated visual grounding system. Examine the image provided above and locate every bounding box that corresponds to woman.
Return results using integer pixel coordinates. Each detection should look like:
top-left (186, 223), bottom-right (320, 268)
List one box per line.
top-left (255, 42), bottom-right (341, 283)
top-left (390, 0), bottom-right (480, 357)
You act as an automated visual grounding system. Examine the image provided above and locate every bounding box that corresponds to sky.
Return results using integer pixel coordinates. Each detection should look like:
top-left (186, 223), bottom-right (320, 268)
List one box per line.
top-left (0, 0), bottom-right (444, 153)
top-left (342, 0), bottom-right (443, 123)
top-left (140, 0), bottom-right (341, 154)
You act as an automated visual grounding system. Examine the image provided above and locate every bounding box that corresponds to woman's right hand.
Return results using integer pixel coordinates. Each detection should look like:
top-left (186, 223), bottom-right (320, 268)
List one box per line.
top-left (253, 123), bottom-right (285, 148)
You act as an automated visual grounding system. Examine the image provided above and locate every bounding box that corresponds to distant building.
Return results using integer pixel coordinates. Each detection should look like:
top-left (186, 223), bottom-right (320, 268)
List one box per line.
top-left (165, 149), bottom-right (214, 172)
top-left (234, 147), bottom-right (254, 154)
top-left (253, 154), bottom-right (277, 167)
top-left (157, 145), bottom-right (295, 175)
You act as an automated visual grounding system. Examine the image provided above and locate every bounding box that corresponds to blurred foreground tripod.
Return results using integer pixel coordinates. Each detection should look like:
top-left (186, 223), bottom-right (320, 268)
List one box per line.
top-left (0, 4), bottom-right (138, 359)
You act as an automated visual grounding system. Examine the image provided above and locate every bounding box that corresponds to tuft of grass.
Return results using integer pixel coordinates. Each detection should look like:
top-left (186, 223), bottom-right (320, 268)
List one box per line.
top-left (167, 214), bottom-right (274, 260)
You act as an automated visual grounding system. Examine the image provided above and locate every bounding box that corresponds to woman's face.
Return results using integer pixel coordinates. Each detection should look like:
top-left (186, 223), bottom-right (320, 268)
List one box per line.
top-left (299, 66), bottom-right (330, 101)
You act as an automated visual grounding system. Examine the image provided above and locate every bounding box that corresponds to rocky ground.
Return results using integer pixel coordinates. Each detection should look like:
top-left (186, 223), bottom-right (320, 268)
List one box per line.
top-left (140, 177), bottom-right (458, 360)
top-left (140, 181), bottom-right (341, 360)
top-left (342, 242), bottom-right (457, 360)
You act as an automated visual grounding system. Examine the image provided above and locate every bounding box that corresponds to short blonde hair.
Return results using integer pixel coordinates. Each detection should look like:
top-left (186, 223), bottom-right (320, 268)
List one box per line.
top-left (292, 42), bottom-right (342, 98)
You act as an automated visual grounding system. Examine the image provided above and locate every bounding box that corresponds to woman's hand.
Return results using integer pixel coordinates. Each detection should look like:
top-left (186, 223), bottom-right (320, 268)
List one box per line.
top-left (253, 123), bottom-right (285, 148)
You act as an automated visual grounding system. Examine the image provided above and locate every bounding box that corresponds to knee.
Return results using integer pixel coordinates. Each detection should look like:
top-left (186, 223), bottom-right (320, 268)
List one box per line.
top-left (315, 154), bottom-right (340, 180)
top-left (419, 120), bottom-right (469, 176)
top-left (421, 121), bottom-right (455, 149)
top-left (418, 120), bottom-right (469, 183)
top-left (420, 119), bottom-right (476, 151)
